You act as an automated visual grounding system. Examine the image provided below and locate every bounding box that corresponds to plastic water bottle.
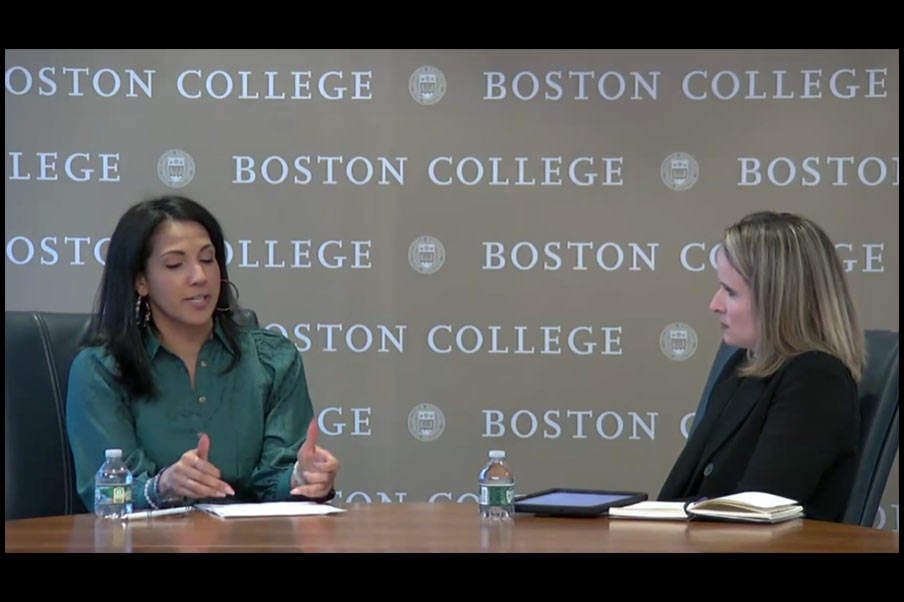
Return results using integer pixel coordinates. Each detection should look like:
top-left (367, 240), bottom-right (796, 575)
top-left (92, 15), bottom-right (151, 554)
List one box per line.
top-left (94, 449), bottom-right (133, 519)
top-left (478, 450), bottom-right (515, 520)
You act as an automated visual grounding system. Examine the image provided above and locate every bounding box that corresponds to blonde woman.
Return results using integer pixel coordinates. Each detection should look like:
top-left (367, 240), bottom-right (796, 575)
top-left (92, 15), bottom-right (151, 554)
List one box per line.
top-left (660, 211), bottom-right (866, 522)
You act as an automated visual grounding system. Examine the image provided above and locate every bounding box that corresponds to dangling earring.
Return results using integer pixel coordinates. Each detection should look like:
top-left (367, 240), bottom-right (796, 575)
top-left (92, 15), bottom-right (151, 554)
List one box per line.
top-left (216, 279), bottom-right (240, 312)
top-left (135, 295), bottom-right (150, 328)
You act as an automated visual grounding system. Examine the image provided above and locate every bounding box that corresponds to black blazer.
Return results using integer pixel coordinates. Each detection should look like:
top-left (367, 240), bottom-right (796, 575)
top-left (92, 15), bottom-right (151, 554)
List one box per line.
top-left (659, 350), bottom-right (859, 522)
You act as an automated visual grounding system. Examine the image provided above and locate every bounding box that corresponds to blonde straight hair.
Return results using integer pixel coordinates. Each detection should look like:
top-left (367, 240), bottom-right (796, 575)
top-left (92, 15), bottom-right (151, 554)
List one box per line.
top-left (721, 212), bottom-right (866, 382)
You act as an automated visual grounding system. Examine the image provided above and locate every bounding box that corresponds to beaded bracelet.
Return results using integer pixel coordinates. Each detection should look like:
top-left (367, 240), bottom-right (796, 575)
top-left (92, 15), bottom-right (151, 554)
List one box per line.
top-left (144, 475), bottom-right (161, 510)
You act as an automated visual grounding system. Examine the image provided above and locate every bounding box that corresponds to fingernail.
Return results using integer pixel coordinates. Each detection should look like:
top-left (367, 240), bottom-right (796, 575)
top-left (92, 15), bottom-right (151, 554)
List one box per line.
top-left (226, 487), bottom-right (235, 496)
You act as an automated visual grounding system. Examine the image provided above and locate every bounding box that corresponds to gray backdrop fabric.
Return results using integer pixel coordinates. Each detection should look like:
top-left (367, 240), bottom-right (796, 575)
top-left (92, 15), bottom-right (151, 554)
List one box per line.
top-left (5, 49), bottom-right (898, 531)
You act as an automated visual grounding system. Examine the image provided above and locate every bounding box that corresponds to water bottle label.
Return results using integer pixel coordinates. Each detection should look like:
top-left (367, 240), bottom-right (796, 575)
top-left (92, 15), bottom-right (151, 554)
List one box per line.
top-left (97, 486), bottom-right (132, 504)
top-left (113, 486), bottom-right (129, 504)
top-left (480, 485), bottom-right (514, 506)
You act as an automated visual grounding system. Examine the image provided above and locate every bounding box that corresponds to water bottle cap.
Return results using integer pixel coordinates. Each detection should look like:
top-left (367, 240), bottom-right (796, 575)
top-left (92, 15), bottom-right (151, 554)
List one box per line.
top-left (105, 449), bottom-right (123, 459)
top-left (489, 450), bottom-right (505, 459)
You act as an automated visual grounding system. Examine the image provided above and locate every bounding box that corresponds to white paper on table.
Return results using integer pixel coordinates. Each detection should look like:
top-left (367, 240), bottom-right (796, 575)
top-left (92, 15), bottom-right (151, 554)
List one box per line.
top-left (195, 501), bottom-right (346, 518)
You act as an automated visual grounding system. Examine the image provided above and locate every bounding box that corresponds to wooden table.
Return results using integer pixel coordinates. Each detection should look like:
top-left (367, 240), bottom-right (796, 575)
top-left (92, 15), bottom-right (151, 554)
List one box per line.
top-left (5, 502), bottom-right (899, 552)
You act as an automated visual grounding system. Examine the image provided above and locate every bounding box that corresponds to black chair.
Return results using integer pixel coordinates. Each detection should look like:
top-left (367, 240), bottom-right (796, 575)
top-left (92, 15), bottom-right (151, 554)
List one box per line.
top-left (689, 330), bottom-right (899, 527)
top-left (842, 330), bottom-right (899, 526)
top-left (5, 309), bottom-right (259, 520)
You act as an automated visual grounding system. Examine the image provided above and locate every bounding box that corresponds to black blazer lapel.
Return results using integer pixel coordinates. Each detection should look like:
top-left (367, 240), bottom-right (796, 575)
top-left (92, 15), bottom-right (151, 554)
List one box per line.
top-left (698, 375), bottom-right (767, 465)
top-left (687, 349), bottom-right (748, 452)
top-left (659, 350), bottom-right (746, 499)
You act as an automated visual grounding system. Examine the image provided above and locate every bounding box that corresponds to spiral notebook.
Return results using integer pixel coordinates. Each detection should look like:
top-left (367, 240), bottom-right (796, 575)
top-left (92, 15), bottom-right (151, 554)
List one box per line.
top-left (609, 492), bottom-right (804, 523)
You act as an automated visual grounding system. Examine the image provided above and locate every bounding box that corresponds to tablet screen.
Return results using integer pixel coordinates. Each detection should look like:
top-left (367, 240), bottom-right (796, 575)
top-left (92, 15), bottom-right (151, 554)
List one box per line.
top-left (520, 492), bottom-right (635, 507)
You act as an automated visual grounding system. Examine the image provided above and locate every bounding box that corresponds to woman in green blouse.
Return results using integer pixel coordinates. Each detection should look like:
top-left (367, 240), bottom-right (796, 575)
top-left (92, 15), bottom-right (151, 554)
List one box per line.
top-left (66, 196), bottom-right (340, 511)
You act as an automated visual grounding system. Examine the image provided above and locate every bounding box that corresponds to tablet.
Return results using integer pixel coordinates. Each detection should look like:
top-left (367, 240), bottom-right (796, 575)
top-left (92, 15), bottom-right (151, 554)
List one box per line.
top-left (513, 488), bottom-right (648, 517)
